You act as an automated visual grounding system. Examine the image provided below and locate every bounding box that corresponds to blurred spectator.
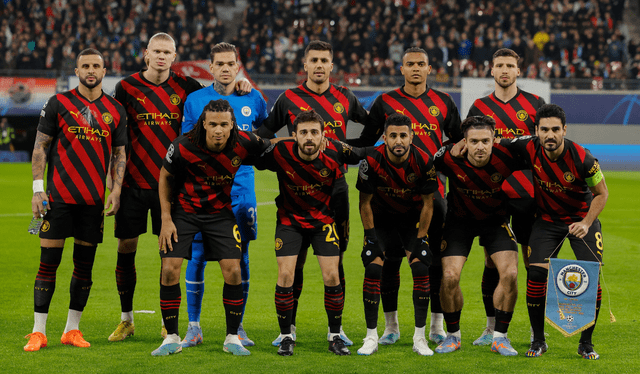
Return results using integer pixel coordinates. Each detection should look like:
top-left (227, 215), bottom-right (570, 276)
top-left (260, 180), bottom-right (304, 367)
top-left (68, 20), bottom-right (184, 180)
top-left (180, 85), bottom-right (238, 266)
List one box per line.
top-left (0, 0), bottom-right (636, 84)
top-left (0, 117), bottom-right (15, 152)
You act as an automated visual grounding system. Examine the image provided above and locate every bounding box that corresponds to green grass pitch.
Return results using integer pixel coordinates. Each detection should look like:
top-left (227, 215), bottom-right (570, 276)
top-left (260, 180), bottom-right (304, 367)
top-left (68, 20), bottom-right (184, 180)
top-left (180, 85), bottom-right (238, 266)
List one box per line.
top-left (1, 163), bottom-right (639, 373)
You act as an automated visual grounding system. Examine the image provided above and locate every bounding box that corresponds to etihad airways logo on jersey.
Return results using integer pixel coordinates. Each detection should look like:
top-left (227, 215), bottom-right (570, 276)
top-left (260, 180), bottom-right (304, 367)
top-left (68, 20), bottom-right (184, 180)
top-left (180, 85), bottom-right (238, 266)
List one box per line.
top-left (286, 182), bottom-right (327, 196)
top-left (68, 126), bottom-right (110, 142)
top-left (137, 112), bottom-right (180, 125)
top-left (495, 127), bottom-right (526, 138)
top-left (203, 173), bottom-right (236, 186)
top-left (535, 177), bottom-right (580, 194)
top-left (411, 122), bottom-right (439, 137)
top-left (456, 186), bottom-right (500, 199)
top-left (377, 186), bottom-right (412, 197)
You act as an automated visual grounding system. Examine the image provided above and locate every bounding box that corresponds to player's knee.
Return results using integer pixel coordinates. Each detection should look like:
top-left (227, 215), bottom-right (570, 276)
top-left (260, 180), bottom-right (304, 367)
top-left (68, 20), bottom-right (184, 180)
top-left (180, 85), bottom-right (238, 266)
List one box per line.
top-left (117, 237), bottom-right (138, 253)
top-left (441, 269), bottom-right (460, 290)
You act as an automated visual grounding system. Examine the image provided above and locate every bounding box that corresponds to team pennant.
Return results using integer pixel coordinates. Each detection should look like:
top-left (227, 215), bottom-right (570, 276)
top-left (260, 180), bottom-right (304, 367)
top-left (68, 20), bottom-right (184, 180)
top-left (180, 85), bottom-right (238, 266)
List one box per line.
top-left (545, 258), bottom-right (600, 337)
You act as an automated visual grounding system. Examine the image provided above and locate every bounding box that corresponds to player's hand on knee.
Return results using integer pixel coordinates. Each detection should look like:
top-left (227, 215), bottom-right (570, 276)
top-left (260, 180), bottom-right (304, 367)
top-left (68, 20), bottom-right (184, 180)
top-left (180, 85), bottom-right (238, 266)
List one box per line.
top-left (159, 222), bottom-right (178, 253)
top-left (409, 236), bottom-right (432, 266)
top-left (568, 221), bottom-right (589, 239)
top-left (361, 229), bottom-right (384, 266)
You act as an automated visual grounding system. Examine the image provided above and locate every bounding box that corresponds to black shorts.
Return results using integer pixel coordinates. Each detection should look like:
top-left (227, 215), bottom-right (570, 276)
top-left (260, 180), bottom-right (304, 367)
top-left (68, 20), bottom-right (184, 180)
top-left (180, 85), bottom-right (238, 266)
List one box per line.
top-left (440, 216), bottom-right (517, 258)
top-left (373, 213), bottom-right (419, 259)
top-left (275, 223), bottom-right (341, 258)
top-left (429, 195), bottom-right (447, 262)
top-left (508, 198), bottom-right (536, 246)
top-left (39, 202), bottom-right (104, 243)
top-left (162, 210), bottom-right (241, 261)
top-left (331, 177), bottom-right (350, 252)
top-left (115, 187), bottom-right (162, 239)
top-left (528, 217), bottom-right (604, 265)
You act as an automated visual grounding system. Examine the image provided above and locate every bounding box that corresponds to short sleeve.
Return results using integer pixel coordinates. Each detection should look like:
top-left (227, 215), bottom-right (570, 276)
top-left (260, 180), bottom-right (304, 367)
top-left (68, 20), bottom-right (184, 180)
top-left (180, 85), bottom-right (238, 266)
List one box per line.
top-left (37, 95), bottom-right (60, 136)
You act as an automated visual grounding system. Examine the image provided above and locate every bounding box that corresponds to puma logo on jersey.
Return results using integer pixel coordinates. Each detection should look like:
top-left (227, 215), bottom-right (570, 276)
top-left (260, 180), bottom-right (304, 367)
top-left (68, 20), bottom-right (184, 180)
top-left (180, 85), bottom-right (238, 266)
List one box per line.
top-left (299, 106), bottom-right (310, 111)
top-left (197, 163), bottom-right (208, 171)
top-left (457, 174), bottom-right (468, 182)
top-left (137, 97), bottom-right (146, 104)
top-left (286, 171), bottom-right (296, 178)
top-left (534, 165), bottom-right (542, 172)
top-left (395, 108), bottom-right (407, 115)
top-left (70, 110), bottom-right (80, 118)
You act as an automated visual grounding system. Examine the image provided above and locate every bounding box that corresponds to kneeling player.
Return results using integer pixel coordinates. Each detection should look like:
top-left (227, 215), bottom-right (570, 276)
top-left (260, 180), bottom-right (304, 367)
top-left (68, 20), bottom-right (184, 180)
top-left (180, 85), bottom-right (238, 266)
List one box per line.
top-left (154, 100), bottom-right (270, 356)
top-left (252, 110), bottom-right (369, 356)
top-left (356, 113), bottom-right (439, 356)
top-left (433, 116), bottom-right (521, 356)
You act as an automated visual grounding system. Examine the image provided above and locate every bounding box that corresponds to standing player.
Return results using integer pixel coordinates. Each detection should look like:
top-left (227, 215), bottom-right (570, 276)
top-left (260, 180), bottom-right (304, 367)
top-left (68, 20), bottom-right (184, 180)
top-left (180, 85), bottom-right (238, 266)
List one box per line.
top-left (256, 40), bottom-right (369, 346)
top-left (432, 116), bottom-right (521, 356)
top-left (154, 99), bottom-right (271, 356)
top-left (500, 104), bottom-right (608, 359)
top-left (180, 42), bottom-right (267, 348)
top-left (466, 48), bottom-right (546, 346)
top-left (356, 113), bottom-right (439, 356)
top-left (24, 49), bottom-right (127, 352)
top-left (253, 110), bottom-right (369, 356)
top-left (107, 33), bottom-right (204, 342)
top-left (352, 47), bottom-right (462, 345)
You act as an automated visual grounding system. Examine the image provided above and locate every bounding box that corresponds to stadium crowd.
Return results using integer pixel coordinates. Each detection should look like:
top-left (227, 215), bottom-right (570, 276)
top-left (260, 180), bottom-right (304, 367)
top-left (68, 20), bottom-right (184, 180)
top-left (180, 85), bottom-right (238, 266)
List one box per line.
top-left (0, 0), bottom-right (638, 84)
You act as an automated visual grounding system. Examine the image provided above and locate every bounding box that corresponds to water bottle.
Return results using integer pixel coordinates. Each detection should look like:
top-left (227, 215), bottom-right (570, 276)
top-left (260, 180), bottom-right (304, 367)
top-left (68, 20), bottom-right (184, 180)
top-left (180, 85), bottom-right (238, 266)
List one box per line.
top-left (27, 201), bottom-right (48, 235)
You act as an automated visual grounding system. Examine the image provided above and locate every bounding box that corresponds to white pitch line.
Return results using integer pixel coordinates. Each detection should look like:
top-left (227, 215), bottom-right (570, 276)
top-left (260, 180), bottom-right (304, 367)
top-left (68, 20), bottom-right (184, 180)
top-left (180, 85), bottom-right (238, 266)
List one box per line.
top-left (0, 213), bottom-right (31, 218)
top-left (257, 201), bottom-right (276, 206)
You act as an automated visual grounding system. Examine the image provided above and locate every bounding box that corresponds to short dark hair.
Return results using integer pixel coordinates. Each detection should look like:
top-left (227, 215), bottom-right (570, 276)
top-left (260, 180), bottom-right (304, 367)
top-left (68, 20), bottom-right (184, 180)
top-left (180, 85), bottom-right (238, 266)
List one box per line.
top-left (186, 99), bottom-right (238, 150)
top-left (461, 115), bottom-right (496, 137)
top-left (76, 48), bottom-right (104, 65)
top-left (403, 47), bottom-right (428, 60)
top-left (535, 104), bottom-right (566, 127)
top-left (293, 109), bottom-right (324, 132)
top-left (492, 48), bottom-right (519, 62)
top-left (210, 42), bottom-right (239, 62)
top-left (304, 40), bottom-right (333, 59)
top-left (384, 113), bottom-right (413, 132)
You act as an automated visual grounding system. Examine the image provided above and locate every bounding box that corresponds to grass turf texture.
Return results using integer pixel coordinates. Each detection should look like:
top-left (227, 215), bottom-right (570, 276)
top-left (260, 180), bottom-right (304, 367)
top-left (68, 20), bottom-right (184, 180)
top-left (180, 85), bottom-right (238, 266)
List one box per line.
top-left (1, 163), bottom-right (639, 374)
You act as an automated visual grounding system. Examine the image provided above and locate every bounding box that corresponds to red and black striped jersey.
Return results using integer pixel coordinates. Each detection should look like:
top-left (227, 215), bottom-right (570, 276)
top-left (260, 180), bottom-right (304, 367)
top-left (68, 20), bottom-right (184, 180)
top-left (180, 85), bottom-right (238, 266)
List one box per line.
top-left (356, 144), bottom-right (438, 216)
top-left (433, 143), bottom-right (523, 220)
top-left (500, 137), bottom-right (604, 224)
top-left (467, 88), bottom-right (545, 139)
top-left (114, 71), bottom-right (202, 190)
top-left (162, 131), bottom-right (269, 215)
top-left (355, 85), bottom-right (462, 200)
top-left (252, 139), bottom-right (368, 229)
top-left (355, 85), bottom-right (462, 148)
top-left (38, 88), bottom-right (127, 205)
top-left (468, 88), bottom-right (545, 201)
top-left (262, 81), bottom-right (368, 141)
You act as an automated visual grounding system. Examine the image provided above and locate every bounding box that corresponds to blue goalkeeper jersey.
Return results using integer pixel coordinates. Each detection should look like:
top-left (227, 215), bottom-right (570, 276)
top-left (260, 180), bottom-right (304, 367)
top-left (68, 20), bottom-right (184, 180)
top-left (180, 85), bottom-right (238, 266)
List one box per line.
top-left (182, 85), bottom-right (268, 197)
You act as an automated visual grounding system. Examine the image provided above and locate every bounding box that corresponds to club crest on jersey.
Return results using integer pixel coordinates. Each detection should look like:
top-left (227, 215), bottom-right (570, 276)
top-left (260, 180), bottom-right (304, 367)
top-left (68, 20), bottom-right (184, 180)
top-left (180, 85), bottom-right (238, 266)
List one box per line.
top-left (516, 110), bottom-right (529, 121)
top-left (358, 160), bottom-right (369, 180)
top-left (102, 112), bottom-right (113, 125)
top-left (242, 106), bottom-right (252, 117)
top-left (491, 173), bottom-right (503, 183)
top-left (275, 238), bottom-right (283, 250)
top-left (556, 264), bottom-right (590, 297)
top-left (440, 240), bottom-right (447, 252)
top-left (333, 103), bottom-right (345, 114)
top-left (170, 94), bottom-right (181, 106)
top-left (41, 220), bottom-right (50, 232)
top-left (165, 144), bottom-right (174, 162)
top-left (231, 156), bottom-right (242, 167)
top-left (319, 168), bottom-right (330, 177)
top-left (564, 171), bottom-right (575, 183)
top-left (429, 106), bottom-right (440, 117)
top-left (407, 173), bottom-right (417, 183)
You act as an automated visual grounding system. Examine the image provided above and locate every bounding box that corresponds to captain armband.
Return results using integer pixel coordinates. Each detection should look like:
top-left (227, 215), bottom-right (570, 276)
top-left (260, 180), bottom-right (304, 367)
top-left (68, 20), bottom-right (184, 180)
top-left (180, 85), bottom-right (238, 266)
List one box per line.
top-left (585, 169), bottom-right (604, 187)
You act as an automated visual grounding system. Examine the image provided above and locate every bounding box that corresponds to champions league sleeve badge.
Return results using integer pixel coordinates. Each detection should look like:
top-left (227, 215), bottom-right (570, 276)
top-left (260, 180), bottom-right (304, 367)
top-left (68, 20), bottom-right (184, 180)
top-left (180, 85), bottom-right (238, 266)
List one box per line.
top-left (546, 258), bottom-right (600, 337)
